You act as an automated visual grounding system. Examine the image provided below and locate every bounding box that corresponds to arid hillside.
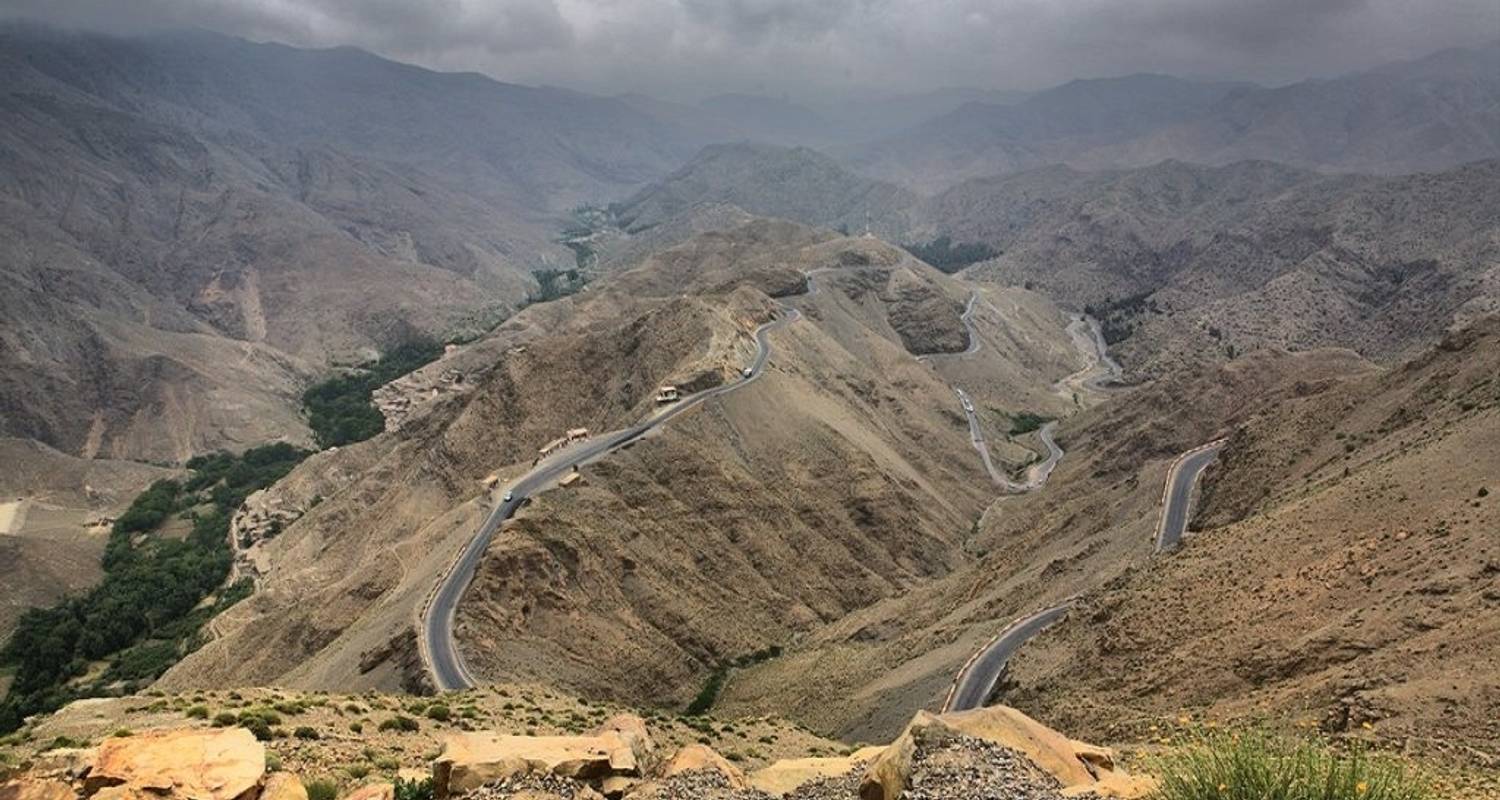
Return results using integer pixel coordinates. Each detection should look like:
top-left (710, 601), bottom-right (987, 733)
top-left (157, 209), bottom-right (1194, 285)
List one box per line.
top-left (0, 23), bottom-right (733, 466)
top-left (950, 159), bottom-right (1500, 379)
top-left (154, 220), bottom-right (1086, 715)
top-left (716, 343), bottom-right (1375, 743)
top-left (1007, 315), bottom-right (1500, 768)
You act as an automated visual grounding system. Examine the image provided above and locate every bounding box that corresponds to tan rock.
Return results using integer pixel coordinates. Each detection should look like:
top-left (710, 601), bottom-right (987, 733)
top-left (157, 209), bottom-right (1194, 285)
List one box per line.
top-left (590, 714), bottom-right (654, 762)
top-left (0, 778), bottom-right (76, 800)
top-left (660, 745), bottom-right (747, 789)
top-left (85, 728), bottom-right (265, 800)
top-left (259, 773), bottom-right (308, 800)
top-left (859, 707), bottom-right (1153, 800)
top-left (90, 789), bottom-right (158, 800)
top-left (25, 748), bottom-right (95, 782)
top-left (342, 784), bottom-right (393, 800)
top-left (597, 775), bottom-right (639, 799)
top-left (748, 747), bottom-right (883, 796)
top-left (433, 732), bottom-right (639, 797)
top-left (938, 705), bottom-right (1153, 798)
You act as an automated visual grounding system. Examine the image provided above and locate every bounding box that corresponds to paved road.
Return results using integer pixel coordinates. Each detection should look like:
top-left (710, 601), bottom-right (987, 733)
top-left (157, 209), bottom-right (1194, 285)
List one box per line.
top-left (421, 309), bottom-right (799, 691)
top-left (943, 603), bottom-right (1072, 712)
top-left (1056, 314), bottom-right (1123, 399)
top-left (1155, 441), bottom-right (1225, 552)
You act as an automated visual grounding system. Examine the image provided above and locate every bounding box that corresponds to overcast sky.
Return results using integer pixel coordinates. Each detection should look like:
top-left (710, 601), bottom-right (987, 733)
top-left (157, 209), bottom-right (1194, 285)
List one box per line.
top-left (2, 0), bottom-right (1496, 101)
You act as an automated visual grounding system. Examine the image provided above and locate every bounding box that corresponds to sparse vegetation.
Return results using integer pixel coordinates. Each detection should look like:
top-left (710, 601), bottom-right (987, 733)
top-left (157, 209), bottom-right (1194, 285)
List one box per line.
top-left (378, 714), bottom-right (420, 733)
top-left (302, 338), bottom-right (445, 448)
top-left (394, 777), bottom-right (434, 800)
top-left (0, 443), bottom-right (308, 733)
top-left (900, 235), bottom-right (1000, 273)
top-left (305, 778), bottom-right (338, 800)
top-left (1151, 732), bottom-right (1431, 800)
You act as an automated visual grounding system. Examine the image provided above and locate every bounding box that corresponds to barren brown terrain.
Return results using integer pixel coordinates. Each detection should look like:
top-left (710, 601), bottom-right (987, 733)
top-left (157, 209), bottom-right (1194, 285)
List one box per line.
top-left (1007, 316), bottom-right (1500, 769)
top-left (155, 220), bottom-right (1086, 716)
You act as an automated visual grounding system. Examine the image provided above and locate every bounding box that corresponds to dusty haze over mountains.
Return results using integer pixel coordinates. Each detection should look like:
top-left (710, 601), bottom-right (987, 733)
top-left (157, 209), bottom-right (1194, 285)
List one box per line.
top-left (0, 3), bottom-right (1497, 798)
top-left (4, 0), bottom-right (1497, 100)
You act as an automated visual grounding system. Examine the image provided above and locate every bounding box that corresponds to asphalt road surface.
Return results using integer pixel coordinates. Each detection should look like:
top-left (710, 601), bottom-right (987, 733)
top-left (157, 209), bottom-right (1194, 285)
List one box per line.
top-left (944, 603), bottom-right (1072, 712)
top-left (421, 308), bottom-right (798, 691)
top-left (1155, 442), bottom-right (1225, 552)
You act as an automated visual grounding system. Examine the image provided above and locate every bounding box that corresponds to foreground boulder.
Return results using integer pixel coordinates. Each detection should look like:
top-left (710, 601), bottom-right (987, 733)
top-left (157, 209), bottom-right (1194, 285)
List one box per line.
top-left (747, 747), bottom-right (884, 795)
top-left (860, 706), bottom-right (1152, 799)
top-left (258, 774), bottom-right (308, 800)
top-left (433, 732), bottom-right (639, 796)
top-left (660, 744), bottom-right (747, 789)
top-left (85, 728), bottom-right (265, 800)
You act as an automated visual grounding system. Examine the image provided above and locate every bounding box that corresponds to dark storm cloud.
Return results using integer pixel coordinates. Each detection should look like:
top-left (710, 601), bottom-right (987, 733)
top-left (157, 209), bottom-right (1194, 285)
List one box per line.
top-left (1, 0), bottom-right (1493, 98)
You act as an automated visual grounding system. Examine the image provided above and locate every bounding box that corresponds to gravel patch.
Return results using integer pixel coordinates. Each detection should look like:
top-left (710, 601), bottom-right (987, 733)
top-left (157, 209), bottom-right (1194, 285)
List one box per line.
top-left (783, 768), bottom-right (864, 799)
top-left (903, 734), bottom-right (1078, 800)
top-left (462, 773), bottom-right (600, 799)
top-left (631, 769), bottom-right (774, 799)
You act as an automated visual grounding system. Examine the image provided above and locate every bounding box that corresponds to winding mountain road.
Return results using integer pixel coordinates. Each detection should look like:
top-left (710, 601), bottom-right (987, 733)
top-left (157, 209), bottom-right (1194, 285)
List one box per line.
top-left (421, 308), bottom-right (799, 691)
top-left (1155, 440), bottom-right (1226, 552)
top-left (944, 603), bottom-right (1072, 712)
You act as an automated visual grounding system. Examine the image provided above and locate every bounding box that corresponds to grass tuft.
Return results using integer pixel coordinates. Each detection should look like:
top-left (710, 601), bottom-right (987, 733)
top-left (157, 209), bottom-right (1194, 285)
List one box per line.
top-left (1152, 732), bottom-right (1431, 800)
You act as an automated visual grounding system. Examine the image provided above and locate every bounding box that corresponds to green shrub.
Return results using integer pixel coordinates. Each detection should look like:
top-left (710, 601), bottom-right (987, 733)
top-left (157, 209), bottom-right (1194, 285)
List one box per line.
top-left (212, 712), bottom-right (238, 727)
top-left (305, 779), bottom-right (338, 800)
top-left (293, 726), bottom-right (320, 740)
top-left (242, 719), bottom-right (273, 742)
top-left (424, 704), bottom-right (451, 722)
top-left (1151, 732), bottom-right (1431, 800)
top-left (394, 777), bottom-right (434, 800)
top-left (185, 705), bottom-right (209, 719)
top-left (378, 715), bottom-right (420, 733)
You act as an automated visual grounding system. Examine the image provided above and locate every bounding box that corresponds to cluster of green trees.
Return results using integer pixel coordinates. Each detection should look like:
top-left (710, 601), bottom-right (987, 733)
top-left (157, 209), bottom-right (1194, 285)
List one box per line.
top-left (0, 443), bottom-right (308, 733)
top-left (901, 235), bottom-right (1001, 273)
top-left (1084, 290), bottom-right (1162, 345)
top-left (1008, 412), bottom-right (1054, 436)
top-left (301, 338), bottom-right (444, 448)
top-left (529, 268), bottom-right (587, 304)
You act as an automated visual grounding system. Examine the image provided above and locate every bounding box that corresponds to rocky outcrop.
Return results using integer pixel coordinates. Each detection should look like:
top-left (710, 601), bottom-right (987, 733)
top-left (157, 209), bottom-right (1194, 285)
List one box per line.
top-left (860, 706), bottom-right (1152, 800)
top-left (257, 775), bottom-right (307, 800)
top-left (747, 748), bottom-right (883, 795)
top-left (659, 745), bottom-right (748, 789)
top-left (85, 729), bottom-right (265, 800)
top-left (433, 732), bottom-right (640, 797)
top-left (0, 729), bottom-right (297, 800)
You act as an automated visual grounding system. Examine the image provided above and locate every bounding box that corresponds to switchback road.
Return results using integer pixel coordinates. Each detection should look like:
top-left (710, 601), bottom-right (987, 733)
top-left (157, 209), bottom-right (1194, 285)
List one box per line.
top-left (943, 603), bottom-right (1072, 712)
top-left (421, 309), bottom-right (798, 691)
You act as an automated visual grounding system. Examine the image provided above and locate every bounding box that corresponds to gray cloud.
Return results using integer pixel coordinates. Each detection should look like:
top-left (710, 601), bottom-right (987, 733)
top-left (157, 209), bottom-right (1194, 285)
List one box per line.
top-left (1, 0), bottom-right (1494, 99)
